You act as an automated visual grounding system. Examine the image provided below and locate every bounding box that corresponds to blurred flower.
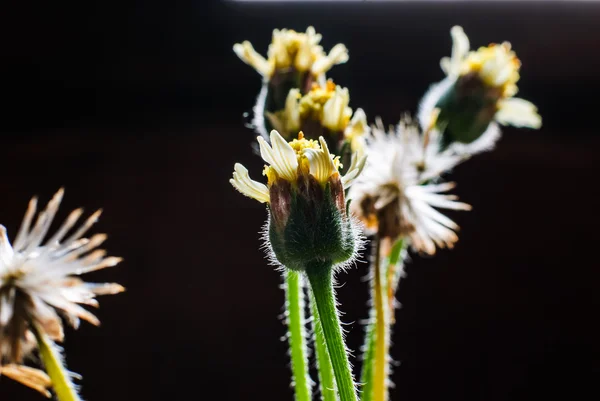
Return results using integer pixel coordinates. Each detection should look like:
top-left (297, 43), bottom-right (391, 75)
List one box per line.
top-left (0, 189), bottom-right (124, 368)
top-left (233, 27), bottom-right (349, 79)
top-left (349, 118), bottom-right (471, 255)
top-left (230, 130), bottom-right (366, 270)
top-left (419, 26), bottom-right (541, 148)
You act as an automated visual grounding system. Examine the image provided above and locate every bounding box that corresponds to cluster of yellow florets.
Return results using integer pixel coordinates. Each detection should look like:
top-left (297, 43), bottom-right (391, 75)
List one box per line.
top-left (262, 132), bottom-right (342, 185)
top-left (462, 42), bottom-right (521, 98)
top-left (299, 81), bottom-right (337, 120)
top-left (268, 28), bottom-right (325, 72)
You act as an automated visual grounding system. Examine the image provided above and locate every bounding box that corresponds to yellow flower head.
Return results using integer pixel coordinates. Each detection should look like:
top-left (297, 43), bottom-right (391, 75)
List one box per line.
top-left (266, 80), bottom-right (369, 155)
top-left (230, 130), bottom-right (366, 204)
top-left (438, 26), bottom-right (541, 129)
top-left (462, 42), bottom-right (521, 98)
top-left (233, 27), bottom-right (349, 78)
top-left (299, 80), bottom-right (352, 132)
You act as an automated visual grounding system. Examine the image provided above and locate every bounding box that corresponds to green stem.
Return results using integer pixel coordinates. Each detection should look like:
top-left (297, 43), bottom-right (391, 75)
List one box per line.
top-left (285, 271), bottom-right (312, 401)
top-left (309, 290), bottom-right (337, 401)
top-left (305, 260), bottom-right (357, 401)
top-left (360, 319), bottom-right (376, 401)
top-left (32, 324), bottom-right (81, 401)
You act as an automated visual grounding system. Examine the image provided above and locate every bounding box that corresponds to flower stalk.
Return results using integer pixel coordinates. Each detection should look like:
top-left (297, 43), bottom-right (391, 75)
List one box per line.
top-left (284, 271), bottom-right (312, 401)
top-left (372, 235), bottom-right (389, 401)
top-left (305, 260), bottom-right (357, 401)
top-left (309, 290), bottom-right (337, 401)
top-left (32, 323), bottom-right (81, 401)
top-left (361, 236), bottom-right (407, 401)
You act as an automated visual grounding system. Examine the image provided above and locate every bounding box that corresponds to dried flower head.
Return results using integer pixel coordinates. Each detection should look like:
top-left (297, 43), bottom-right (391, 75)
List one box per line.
top-left (349, 118), bottom-right (471, 255)
top-left (0, 189), bottom-right (124, 371)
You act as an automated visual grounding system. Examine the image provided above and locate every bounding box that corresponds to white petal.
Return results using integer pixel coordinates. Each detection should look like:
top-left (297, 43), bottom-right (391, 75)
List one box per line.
top-left (36, 290), bottom-right (100, 326)
top-left (24, 188), bottom-right (64, 252)
top-left (230, 163), bottom-right (270, 203)
top-left (233, 41), bottom-right (273, 77)
top-left (260, 130), bottom-right (298, 181)
top-left (62, 209), bottom-right (103, 247)
top-left (311, 43), bottom-right (349, 76)
top-left (305, 137), bottom-right (334, 183)
top-left (0, 225), bottom-right (14, 268)
top-left (495, 98), bottom-right (542, 129)
top-left (322, 86), bottom-right (349, 132)
top-left (13, 196), bottom-right (38, 252)
top-left (341, 153), bottom-right (367, 189)
top-left (442, 26), bottom-right (470, 77)
top-left (44, 208), bottom-right (84, 247)
top-left (411, 198), bottom-right (460, 230)
top-left (413, 191), bottom-right (471, 211)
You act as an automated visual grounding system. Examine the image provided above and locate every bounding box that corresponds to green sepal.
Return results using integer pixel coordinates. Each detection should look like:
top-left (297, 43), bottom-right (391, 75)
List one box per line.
top-left (269, 182), bottom-right (355, 272)
top-left (435, 77), bottom-right (499, 148)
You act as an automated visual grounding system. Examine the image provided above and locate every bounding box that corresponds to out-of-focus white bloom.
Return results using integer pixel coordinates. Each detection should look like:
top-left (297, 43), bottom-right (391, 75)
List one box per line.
top-left (231, 130), bottom-right (366, 204)
top-left (349, 118), bottom-right (471, 255)
top-left (419, 26), bottom-right (541, 135)
top-left (233, 27), bottom-right (349, 79)
top-left (0, 189), bottom-right (124, 368)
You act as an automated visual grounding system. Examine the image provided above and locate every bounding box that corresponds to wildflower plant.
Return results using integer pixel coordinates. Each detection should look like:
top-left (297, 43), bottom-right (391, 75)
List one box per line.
top-left (232, 25), bottom-right (541, 401)
top-left (231, 130), bottom-right (366, 401)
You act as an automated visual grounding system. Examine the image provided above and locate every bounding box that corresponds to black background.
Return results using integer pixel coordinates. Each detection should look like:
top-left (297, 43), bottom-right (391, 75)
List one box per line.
top-left (2, 1), bottom-right (600, 400)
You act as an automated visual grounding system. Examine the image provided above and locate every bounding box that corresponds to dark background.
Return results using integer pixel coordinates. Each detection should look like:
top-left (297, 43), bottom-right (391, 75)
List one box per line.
top-left (2, 1), bottom-right (599, 400)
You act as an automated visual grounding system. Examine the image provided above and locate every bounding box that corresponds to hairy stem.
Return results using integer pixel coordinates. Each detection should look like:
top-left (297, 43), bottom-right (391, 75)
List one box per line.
top-left (309, 290), bottom-right (337, 401)
top-left (285, 270), bottom-right (312, 401)
top-left (360, 315), bottom-right (376, 401)
top-left (305, 260), bottom-right (357, 401)
top-left (32, 324), bottom-right (81, 401)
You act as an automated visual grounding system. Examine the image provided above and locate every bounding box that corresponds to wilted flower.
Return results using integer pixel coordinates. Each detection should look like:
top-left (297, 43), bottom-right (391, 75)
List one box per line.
top-left (230, 130), bottom-right (366, 271)
top-left (0, 189), bottom-right (124, 376)
top-left (349, 118), bottom-right (471, 255)
top-left (419, 26), bottom-right (542, 148)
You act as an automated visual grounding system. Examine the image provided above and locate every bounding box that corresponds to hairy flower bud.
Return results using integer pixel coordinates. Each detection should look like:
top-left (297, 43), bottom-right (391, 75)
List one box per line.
top-left (419, 26), bottom-right (541, 150)
top-left (230, 130), bottom-right (367, 271)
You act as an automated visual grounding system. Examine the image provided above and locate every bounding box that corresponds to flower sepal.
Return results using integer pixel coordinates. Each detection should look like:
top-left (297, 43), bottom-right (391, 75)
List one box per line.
top-left (433, 74), bottom-right (500, 147)
top-left (268, 175), bottom-right (355, 272)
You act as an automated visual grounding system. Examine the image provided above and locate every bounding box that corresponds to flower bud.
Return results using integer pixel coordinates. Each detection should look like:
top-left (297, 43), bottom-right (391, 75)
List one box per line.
top-left (233, 27), bottom-right (349, 138)
top-left (419, 26), bottom-right (541, 150)
top-left (266, 80), bottom-right (369, 170)
top-left (269, 174), bottom-right (356, 272)
top-left (230, 130), bottom-right (367, 271)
